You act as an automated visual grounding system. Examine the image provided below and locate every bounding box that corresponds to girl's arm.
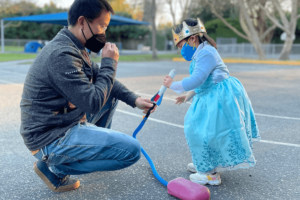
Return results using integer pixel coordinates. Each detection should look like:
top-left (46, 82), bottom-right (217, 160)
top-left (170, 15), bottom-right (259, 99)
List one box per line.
top-left (169, 50), bottom-right (217, 94)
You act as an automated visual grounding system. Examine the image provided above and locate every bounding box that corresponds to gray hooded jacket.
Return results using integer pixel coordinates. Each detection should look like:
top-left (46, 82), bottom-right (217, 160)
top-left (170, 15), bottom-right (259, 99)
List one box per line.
top-left (20, 27), bottom-right (138, 151)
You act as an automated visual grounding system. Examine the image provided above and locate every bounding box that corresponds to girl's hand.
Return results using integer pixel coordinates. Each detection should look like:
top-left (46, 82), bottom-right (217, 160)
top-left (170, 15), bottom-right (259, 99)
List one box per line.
top-left (175, 95), bottom-right (187, 105)
top-left (163, 75), bottom-right (173, 88)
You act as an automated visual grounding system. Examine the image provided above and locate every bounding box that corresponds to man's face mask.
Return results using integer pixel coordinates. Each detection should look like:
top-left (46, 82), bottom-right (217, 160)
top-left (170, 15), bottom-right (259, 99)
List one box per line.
top-left (82, 18), bottom-right (106, 53)
top-left (181, 37), bottom-right (196, 61)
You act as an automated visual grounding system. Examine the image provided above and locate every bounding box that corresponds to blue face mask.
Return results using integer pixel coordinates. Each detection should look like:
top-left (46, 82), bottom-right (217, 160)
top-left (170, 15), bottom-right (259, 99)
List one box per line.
top-left (181, 42), bottom-right (196, 61)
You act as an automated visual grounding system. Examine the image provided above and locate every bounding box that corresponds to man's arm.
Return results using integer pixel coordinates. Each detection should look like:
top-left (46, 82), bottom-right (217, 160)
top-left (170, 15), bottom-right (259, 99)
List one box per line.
top-left (111, 79), bottom-right (139, 108)
top-left (91, 61), bottom-right (138, 108)
top-left (47, 49), bottom-right (117, 114)
top-left (91, 61), bottom-right (157, 113)
top-left (109, 80), bottom-right (157, 113)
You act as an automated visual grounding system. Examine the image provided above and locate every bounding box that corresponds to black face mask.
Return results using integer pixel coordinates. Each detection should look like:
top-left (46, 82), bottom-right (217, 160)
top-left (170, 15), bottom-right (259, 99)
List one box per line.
top-left (82, 18), bottom-right (106, 53)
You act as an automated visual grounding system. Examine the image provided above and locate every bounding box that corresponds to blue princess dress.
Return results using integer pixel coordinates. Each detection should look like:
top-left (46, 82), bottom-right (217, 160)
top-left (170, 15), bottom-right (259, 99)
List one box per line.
top-left (170, 41), bottom-right (260, 174)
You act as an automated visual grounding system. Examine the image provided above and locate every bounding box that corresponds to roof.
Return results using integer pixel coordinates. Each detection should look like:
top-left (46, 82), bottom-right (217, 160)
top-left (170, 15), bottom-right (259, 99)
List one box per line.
top-left (2, 12), bottom-right (150, 26)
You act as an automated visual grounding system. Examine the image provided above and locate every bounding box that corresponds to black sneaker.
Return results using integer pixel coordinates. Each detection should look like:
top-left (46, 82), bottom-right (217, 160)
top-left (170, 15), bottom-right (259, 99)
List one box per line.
top-left (33, 161), bottom-right (80, 192)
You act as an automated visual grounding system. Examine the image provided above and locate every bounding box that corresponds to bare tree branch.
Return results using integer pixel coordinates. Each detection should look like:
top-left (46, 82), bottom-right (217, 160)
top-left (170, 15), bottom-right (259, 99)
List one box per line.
top-left (179, 0), bottom-right (192, 21)
top-left (186, 0), bottom-right (193, 18)
top-left (208, 4), bottom-right (249, 41)
top-left (238, 1), bottom-right (258, 40)
top-left (239, 9), bottom-right (252, 39)
top-left (178, 0), bottom-right (184, 10)
top-left (260, 24), bottom-right (276, 41)
top-left (271, 0), bottom-right (289, 26)
top-left (166, 0), bottom-right (176, 26)
top-left (258, 3), bottom-right (289, 33)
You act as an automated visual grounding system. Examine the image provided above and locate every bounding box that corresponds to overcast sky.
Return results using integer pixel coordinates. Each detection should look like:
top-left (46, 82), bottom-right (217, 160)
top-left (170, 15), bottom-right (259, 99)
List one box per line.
top-left (35, 0), bottom-right (74, 8)
top-left (34, 0), bottom-right (176, 26)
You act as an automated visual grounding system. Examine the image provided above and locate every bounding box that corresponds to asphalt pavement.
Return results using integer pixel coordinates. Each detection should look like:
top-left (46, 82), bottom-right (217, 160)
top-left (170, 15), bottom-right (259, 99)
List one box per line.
top-left (0, 59), bottom-right (300, 200)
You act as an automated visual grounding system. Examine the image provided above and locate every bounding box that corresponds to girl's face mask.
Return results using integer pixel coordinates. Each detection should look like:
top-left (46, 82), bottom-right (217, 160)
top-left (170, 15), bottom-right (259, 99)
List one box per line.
top-left (180, 38), bottom-right (196, 61)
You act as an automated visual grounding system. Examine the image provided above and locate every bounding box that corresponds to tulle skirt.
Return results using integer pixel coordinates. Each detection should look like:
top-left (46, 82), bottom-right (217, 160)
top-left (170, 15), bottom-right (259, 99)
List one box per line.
top-left (184, 76), bottom-right (260, 174)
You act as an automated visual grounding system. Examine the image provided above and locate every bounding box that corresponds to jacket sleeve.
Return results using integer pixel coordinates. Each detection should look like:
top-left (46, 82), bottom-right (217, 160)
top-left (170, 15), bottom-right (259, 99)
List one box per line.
top-left (91, 61), bottom-right (138, 108)
top-left (47, 50), bottom-right (117, 114)
top-left (111, 79), bottom-right (138, 108)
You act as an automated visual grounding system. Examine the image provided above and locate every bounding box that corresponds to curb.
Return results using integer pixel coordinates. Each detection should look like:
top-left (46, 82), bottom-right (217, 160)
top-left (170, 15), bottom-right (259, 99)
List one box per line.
top-left (172, 58), bottom-right (300, 66)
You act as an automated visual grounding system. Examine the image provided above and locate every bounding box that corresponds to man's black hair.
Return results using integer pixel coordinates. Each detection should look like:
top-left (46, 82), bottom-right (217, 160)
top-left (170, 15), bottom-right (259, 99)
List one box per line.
top-left (68, 0), bottom-right (114, 26)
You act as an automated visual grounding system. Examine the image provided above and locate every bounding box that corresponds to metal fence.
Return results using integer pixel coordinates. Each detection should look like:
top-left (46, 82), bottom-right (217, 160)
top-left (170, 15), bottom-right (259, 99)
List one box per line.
top-left (1, 39), bottom-right (300, 60)
top-left (217, 43), bottom-right (300, 59)
top-left (0, 39), bottom-right (49, 52)
top-left (0, 39), bottom-right (123, 53)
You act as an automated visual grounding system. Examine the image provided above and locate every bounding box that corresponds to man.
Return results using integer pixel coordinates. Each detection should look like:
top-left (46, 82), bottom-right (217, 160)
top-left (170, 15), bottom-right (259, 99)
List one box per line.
top-left (20, 0), bottom-right (156, 192)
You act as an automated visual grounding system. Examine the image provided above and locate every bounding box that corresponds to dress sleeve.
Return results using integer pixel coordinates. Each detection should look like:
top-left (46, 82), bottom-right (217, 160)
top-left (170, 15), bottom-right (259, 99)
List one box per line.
top-left (170, 50), bottom-right (217, 94)
top-left (170, 81), bottom-right (185, 94)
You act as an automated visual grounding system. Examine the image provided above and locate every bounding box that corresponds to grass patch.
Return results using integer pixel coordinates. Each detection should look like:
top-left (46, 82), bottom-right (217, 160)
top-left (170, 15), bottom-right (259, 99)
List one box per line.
top-left (4, 46), bottom-right (24, 52)
top-left (0, 53), bottom-right (37, 62)
top-left (0, 53), bottom-right (181, 63)
top-left (91, 53), bottom-right (181, 63)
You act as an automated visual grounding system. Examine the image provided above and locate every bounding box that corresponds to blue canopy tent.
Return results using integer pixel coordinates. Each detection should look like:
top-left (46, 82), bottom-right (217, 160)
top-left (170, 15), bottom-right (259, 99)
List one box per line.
top-left (1, 12), bottom-right (150, 52)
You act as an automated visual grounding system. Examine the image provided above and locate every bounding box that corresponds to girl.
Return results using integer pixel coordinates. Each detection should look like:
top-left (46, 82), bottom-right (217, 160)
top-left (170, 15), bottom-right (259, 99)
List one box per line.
top-left (163, 18), bottom-right (260, 186)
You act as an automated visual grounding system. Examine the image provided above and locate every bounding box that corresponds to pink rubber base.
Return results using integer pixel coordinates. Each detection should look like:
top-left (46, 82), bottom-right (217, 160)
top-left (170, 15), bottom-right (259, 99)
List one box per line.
top-left (167, 178), bottom-right (210, 200)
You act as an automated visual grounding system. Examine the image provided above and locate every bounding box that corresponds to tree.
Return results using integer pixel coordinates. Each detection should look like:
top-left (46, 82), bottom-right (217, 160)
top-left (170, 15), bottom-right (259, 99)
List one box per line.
top-left (179, 0), bottom-right (193, 21)
top-left (150, 0), bottom-right (157, 59)
top-left (259, 0), bottom-right (300, 60)
top-left (105, 12), bottom-right (150, 43)
top-left (165, 0), bottom-right (176, 26)
top-left (204, 18), bottom-right (249, 43)
top-left (107, 0), bottom-right (143, 20)
top-left (202, 0), bottom-right (278, 60)
top-left (1, 1), bottom-right (67, 40)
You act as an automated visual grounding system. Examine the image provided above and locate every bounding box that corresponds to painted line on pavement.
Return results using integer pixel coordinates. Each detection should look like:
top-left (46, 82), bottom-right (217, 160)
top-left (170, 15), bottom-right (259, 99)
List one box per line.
top-left (136, 92), bottom-right (300, 121)
top-left (117, 109), bottom-right (184, 128)
top-left (116, 109), bottom-right (300, 148)
top-left (259, 140), bottom-right (300, 148)
top-left (254, 113), bottom-right (300, 121)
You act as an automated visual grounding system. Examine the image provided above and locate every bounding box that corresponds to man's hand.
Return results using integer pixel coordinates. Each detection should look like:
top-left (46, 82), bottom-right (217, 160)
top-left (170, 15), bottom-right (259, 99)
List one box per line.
top-left (102, 43), bottom-right (119, 61)
top-left (163, 75), bottom-right (173, 88)
top-left (135, 97), bottom-right (157, 114)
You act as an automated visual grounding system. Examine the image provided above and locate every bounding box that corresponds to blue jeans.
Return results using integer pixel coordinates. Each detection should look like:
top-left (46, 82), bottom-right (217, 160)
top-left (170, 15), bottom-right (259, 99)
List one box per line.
top-left (34, 97), bottom-right (141, 178)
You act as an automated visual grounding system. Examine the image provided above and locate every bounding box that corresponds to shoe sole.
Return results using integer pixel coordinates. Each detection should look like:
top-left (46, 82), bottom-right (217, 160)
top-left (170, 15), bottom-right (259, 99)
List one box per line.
top-left (187, 166), bottom-right (197, 173)
top-left (34, 162), bottom-right (80, 192)
top-left (189, 177), bottom-right (221, 186)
